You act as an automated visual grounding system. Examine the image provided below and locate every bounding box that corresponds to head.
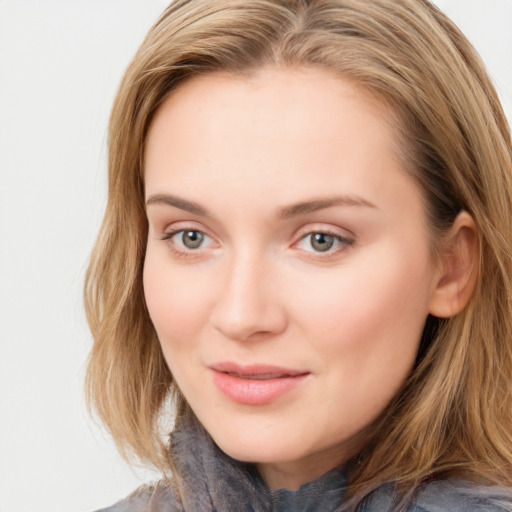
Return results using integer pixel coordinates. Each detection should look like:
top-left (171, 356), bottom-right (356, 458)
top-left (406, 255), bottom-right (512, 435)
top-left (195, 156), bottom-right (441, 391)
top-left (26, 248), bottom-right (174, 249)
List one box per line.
top-left (85, 0), bottom-right (512, 501)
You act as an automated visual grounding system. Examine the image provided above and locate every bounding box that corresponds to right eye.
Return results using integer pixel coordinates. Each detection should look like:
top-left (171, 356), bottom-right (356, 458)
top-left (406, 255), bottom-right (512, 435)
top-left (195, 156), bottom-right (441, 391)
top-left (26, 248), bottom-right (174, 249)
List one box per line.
top-left (175, 230), bottom-right (205, 249)
top-left (162, 228), bottom-right (215, 254)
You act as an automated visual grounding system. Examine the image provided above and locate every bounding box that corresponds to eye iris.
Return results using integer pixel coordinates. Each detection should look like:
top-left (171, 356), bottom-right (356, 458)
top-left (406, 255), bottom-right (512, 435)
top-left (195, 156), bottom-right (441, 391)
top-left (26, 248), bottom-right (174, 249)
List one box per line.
top-left (182, 230), bottom-right (204, 249)
top-left (311, 233), bottom-right (334, 252)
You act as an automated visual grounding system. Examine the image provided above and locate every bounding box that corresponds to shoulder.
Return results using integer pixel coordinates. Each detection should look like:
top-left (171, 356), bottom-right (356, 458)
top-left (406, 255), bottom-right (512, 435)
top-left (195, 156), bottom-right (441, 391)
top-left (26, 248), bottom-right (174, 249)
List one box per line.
top-left (363, 479), bottom-right (512, 512)
top-left (92, 481), bottom-right (182, 512)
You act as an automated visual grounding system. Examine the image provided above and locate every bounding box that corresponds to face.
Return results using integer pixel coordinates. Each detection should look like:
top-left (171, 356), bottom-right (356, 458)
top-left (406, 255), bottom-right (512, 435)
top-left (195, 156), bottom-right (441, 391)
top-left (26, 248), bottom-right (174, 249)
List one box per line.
top-left (143, 67), bottom-right (439, 489)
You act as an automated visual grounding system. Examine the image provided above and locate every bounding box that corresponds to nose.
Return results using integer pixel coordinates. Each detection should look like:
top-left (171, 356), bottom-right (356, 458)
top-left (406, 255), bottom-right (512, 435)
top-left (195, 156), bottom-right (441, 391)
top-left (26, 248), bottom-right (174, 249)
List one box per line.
top-left (210, 251), bottom-right (287, 342)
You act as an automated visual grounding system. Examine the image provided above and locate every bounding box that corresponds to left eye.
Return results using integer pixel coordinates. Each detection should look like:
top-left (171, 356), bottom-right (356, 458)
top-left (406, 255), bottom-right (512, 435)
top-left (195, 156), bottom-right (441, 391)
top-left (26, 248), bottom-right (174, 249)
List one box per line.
top-left (298, 232), bottom-right (353, 253)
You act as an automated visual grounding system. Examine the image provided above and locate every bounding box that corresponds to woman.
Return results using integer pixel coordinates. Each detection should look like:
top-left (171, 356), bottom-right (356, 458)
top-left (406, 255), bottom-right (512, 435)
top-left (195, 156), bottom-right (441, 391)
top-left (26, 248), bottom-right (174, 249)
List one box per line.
top-left (86, 0), bottom-right (512, 510)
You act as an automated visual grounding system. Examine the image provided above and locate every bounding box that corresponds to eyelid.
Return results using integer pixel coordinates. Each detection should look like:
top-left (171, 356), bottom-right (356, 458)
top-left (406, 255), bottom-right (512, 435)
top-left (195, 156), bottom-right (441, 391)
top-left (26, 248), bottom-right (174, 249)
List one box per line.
top-left (293, 223), bottom-right (355, 242)
top-left (160, 222), bottom-right (219, 258)
top-left (160, 220), bottom-right (213, 239)
top-left (161, 228), bottom-right (213, 244)
top-left (157, 221), bottom-right (354, 258)
top-left (292, 224), bottom-right (355, 256)
top-left (160, 228), bottom-right (206, 242)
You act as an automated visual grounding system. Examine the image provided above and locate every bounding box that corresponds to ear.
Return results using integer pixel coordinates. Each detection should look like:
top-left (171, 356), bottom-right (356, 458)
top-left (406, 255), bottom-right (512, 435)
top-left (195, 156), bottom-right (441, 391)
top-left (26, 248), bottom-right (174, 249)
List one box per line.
top-left (428, 211), bottom-right (479, 318)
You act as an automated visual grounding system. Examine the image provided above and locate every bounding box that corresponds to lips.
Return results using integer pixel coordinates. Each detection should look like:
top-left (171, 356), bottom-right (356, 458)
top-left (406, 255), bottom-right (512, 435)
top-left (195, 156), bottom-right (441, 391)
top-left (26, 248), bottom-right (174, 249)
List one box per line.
top-left (209, 362), bottom-right (309, 405)
top-left (224, 372), bottom-right (291, 380)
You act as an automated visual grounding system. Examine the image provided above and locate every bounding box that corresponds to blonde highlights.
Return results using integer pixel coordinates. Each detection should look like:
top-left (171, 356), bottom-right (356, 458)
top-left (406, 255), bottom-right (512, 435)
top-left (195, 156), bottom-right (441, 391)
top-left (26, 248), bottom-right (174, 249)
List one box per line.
top-left (85, 0), bottom-right (512, 504)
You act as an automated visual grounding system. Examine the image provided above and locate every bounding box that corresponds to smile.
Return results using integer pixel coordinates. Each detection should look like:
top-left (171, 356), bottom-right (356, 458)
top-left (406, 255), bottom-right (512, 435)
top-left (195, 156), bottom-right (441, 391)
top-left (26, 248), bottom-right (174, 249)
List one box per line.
top-left (209, 363), bottom-right (310, 405)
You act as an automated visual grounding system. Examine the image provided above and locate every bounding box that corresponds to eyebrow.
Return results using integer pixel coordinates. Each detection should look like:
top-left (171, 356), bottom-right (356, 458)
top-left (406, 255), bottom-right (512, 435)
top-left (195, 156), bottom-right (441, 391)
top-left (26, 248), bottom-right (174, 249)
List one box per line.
top-left (145, 193), bottom-right (376, 218)
top-left (146, 194), bottom-right (208, 216)
top-left (278, 195), bottom-right (377, 218)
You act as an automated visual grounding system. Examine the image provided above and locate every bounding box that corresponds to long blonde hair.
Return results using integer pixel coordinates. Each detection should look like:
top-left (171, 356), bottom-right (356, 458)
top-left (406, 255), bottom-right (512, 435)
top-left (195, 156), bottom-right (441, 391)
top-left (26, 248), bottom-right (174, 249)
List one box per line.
top-left (85, 0), bottom-right (512, 504)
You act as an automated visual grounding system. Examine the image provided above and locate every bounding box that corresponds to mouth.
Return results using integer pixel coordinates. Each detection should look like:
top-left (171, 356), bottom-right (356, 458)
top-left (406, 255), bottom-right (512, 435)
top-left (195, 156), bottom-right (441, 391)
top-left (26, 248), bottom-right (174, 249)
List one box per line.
top-left (223, 372), bottom-right (295, 380)
top-left (209, 362), bottom-right (310, 405)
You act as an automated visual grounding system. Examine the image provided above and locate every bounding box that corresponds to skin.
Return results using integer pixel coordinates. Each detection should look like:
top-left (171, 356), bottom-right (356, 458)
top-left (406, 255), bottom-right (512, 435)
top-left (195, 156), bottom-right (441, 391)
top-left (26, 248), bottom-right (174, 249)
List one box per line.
top-left (142, 67), bottom-right (459, 490)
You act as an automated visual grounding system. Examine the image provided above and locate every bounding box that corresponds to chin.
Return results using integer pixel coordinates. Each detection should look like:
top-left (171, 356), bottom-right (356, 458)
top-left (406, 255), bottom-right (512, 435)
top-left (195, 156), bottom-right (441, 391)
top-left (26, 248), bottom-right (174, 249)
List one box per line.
top-left (203, 417), bottom-right (316, 465)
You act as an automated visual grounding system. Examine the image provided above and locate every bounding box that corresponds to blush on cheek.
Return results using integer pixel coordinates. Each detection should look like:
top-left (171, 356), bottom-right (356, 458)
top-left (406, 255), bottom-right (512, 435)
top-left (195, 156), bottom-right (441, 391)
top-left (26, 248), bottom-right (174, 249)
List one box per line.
top-left (143, 255), bottom-right (215, 351)
top-left (299, 255), bottom-right (429, 363)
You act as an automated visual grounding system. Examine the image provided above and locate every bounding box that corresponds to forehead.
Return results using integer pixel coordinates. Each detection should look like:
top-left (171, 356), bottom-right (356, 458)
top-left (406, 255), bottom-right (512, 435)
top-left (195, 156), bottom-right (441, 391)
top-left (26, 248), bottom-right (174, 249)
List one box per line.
top-left (143, 66), bottom-right (417, 217)
top-left (147, 67), bottom-right (394, 148)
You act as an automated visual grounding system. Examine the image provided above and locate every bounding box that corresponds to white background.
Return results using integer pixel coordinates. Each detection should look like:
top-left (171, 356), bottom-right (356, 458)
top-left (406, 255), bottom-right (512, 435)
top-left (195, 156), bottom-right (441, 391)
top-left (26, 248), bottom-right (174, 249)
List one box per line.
top-left (0, 1), bottom-right (511, 511)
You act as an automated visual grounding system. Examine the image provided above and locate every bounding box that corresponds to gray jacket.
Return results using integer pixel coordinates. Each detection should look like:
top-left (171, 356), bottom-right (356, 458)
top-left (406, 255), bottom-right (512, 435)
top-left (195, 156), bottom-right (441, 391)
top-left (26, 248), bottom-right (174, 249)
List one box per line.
top-left (96, 422), bottom-right (512, 512)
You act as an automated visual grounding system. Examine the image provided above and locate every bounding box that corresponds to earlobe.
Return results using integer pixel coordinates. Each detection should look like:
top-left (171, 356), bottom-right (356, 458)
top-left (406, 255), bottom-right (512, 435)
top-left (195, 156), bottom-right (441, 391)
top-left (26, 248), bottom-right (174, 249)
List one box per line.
top-left (428, 211), bottom-right (479, 318)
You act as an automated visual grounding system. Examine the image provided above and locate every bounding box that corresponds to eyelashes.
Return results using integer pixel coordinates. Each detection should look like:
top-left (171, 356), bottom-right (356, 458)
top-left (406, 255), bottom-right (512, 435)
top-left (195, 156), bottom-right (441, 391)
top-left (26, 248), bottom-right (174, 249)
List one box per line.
top-left (161, 228), bottom-right (216, 257)
top-left (295, 231), bottom-right (354, 254)
top-left (160, 227), bottom-right (354, 259)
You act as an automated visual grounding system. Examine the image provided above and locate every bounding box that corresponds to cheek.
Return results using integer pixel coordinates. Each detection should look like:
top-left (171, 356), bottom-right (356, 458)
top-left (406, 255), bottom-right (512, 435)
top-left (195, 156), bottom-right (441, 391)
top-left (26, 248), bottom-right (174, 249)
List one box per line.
top-left (289, 244), bottom-right (433, 370)
top-left (296, 252), bottom-right (433, 430)
top-left (143, 250), bottom-right (210, 346)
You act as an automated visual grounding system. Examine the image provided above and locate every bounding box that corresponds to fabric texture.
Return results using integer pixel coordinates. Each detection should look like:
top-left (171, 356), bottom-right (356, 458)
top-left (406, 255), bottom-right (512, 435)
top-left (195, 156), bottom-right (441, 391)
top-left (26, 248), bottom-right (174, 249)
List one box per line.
top-left (95, 421), bottom-right (512, 512)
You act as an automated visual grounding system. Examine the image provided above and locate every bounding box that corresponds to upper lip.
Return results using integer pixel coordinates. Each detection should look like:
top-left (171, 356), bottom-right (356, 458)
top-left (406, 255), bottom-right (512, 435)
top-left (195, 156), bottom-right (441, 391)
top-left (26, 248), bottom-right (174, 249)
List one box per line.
top-left (209, 361), bottom-right (309, 378)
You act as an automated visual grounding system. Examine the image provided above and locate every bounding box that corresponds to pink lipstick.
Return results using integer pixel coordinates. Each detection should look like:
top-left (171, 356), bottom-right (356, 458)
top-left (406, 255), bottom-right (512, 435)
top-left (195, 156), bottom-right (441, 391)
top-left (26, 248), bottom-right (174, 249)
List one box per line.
top-left (209, 362), bottom-right (309, 405)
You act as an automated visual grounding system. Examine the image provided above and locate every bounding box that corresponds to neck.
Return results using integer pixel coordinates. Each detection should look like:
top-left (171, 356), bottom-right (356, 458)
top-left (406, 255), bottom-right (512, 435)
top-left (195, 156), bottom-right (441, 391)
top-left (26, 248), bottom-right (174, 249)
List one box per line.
top-left (256, 442), bottom-right (359, 490)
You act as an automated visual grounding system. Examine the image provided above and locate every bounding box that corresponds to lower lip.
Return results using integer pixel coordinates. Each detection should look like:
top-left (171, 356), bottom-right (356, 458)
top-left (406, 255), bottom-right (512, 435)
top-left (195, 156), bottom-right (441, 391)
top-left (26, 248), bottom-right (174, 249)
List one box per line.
top-left (211, 370), bottom-right (308, 405)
